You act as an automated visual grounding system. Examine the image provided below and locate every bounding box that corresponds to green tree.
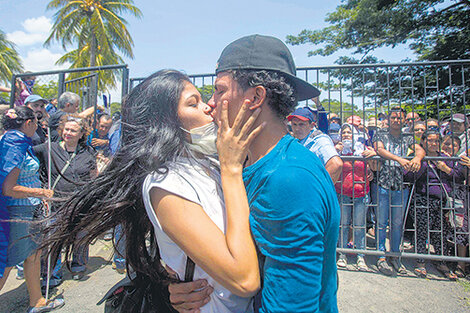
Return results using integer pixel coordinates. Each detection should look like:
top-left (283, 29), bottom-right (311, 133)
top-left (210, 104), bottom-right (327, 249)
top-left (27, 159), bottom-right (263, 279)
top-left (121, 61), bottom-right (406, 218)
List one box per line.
top-left (45, 0), bottom-right (142, 91)
top-left (33, 80), bottom-right (59, 100)
top-left (196, 85), bottom-right (214, 103)
top-left (0, 29), bottom-right (23, 85)
top-left (287, 1), bottom-right (470, 118)
top-left (287, 0), bottom-right (470, 61)
top-left (109, 101), bottom-right (121, 115)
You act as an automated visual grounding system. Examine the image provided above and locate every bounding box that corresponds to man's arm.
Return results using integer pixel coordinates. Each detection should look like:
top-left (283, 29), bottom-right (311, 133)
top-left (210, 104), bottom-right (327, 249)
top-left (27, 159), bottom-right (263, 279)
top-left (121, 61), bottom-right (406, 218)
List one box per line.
top-left (325, 155), bottom-right (343, 183)
top-left (312, 97), bottom-right (328, 134)
top-left (374, 140), bottom-right (410, 170)
top-left (77, 105), bottom-right (105, 119)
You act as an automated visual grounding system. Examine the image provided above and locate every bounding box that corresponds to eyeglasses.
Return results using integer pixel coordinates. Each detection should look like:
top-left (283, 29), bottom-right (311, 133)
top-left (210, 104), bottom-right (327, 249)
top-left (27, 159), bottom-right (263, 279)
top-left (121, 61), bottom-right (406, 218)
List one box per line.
top-left (406, 118), bottom-right (417, 121)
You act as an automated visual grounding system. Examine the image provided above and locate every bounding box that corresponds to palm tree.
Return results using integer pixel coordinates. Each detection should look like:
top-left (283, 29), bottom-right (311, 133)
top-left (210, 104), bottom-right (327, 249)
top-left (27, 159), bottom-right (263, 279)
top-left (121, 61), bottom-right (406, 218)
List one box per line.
top-left (0, 29), bottom-right (23, 85)
top-left (45, 0), bottom-right (142, 90)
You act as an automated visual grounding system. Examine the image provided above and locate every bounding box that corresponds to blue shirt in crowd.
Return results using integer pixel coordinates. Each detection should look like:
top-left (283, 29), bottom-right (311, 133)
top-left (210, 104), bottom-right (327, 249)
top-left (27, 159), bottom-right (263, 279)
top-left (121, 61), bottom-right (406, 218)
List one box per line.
top-left (243, 134), bottom-right (340, 313)
top-left (300, 129), bottom-right (339, 167)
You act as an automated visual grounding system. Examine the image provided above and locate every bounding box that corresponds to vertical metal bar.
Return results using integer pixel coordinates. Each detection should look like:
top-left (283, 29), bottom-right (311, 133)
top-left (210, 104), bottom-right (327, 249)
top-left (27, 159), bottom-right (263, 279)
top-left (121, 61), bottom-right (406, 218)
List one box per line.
top-left (121, 66), bottom-right (129, 98)
top-left (9, 74), bottom-right (17, 108)
top-left (57, 73), bottom-right (66, 98)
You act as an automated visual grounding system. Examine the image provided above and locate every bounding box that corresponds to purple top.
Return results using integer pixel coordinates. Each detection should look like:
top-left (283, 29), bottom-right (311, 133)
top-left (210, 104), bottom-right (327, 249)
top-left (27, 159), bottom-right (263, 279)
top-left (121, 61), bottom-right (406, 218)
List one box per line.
top-left (404, 153), bottom-right (466, 198)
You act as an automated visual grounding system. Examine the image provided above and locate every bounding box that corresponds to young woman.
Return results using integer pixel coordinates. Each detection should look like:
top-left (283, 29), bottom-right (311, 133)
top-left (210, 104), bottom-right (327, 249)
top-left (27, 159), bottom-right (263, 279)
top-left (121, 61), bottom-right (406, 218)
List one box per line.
top-left (335, 123), bottom-right (374, 271)
top-left (33, 114), bottom-right (97, 287)
top-left (0, 106), bottom-right (64, 312)
top-left (405, 131), bottom-right (466, 279)
top-left (41, 70), bottom-right (262, 312)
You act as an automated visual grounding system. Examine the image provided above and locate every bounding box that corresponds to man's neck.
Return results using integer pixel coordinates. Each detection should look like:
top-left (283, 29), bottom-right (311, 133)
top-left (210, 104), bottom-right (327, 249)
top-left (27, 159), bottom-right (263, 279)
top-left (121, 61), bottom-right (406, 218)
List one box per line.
top-left (246, 112), bottom-right (287, 166)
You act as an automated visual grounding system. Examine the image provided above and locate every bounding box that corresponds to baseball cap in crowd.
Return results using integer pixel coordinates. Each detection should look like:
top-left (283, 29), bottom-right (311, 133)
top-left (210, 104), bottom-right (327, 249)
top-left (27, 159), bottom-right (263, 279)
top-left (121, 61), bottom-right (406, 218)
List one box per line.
top-left (216, 34), bottom-right (320, 101)
top-left (451, 113), bottom-right (468, 124)
top-left (287, 107), bottom-right (315, 122)
top-left (24, 95), bottom-right (47, 105)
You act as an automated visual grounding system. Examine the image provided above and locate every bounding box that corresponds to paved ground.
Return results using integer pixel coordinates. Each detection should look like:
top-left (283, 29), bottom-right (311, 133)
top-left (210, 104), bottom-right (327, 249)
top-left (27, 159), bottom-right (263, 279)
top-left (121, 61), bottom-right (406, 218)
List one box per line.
top-left (1, 240), bottom-right (469, 313)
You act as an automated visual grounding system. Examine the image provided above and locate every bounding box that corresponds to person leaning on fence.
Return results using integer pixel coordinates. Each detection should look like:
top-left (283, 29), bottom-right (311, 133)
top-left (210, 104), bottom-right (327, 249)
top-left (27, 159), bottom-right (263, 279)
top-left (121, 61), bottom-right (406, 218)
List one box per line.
top-left (404, 130), bottom-right (466, 280)
top-left (288, 107), bottom-right (343, 182)
top-left (440, 134), bottom-right (470, 278)
top-left (335, 123), bottom-right (376, 271)
top-left (48, 92), bottom-right (103, 142)
top-left (373, 107), bottom-right (425, 276)
top-left (0, 107), bottom-right (64, 312)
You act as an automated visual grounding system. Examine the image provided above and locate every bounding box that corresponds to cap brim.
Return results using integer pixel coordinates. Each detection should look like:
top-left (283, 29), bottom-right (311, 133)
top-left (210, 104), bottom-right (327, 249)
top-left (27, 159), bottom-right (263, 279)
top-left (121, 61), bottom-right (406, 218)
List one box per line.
top-left (287, 114), bottom-right (310, 122)
top-left (285, 74), bottom-right (320, 101)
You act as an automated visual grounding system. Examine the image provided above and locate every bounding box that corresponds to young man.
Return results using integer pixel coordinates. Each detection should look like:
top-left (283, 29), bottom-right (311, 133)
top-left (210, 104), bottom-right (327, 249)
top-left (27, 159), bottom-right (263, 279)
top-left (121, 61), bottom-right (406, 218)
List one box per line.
top-left (373, 107), bottom-right (425, 275)
top-left (288, 107), bottom-right (343, 182)
top-left (170, 35), bottom-right (340, 313)
top-left (24, 95), bottom-right (48, 145)
top-left (87, 114), bottom-right (113, 155)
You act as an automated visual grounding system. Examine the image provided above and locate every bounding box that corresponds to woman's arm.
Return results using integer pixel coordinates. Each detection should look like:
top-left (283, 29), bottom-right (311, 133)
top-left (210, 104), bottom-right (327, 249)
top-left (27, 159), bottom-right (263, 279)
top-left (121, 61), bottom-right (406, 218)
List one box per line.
top-left (2, 168), bottom-right (53, 199)
top-left (154, 100), bottom-right (263, 298)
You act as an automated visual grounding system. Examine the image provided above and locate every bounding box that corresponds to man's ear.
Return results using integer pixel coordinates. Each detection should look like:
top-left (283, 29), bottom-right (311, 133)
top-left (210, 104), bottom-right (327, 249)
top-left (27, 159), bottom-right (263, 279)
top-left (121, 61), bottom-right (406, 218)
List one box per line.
top-left (247, 86), bottom-right (267, 110)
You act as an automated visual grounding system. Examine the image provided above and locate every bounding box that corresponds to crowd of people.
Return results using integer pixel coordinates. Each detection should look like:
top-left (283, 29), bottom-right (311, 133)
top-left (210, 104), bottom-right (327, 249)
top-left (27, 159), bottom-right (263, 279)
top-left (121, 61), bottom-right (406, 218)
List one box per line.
top-left (288, 104), bottom-right (470, 279)
top-left (0, 33), bottom-right (468, 313)
top-left (0, 91), bottom-right (121, 312)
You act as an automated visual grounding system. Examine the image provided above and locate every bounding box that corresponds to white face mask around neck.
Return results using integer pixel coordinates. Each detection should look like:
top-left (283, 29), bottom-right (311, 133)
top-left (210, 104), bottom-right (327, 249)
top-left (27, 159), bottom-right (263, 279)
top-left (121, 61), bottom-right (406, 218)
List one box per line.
top-left (181, 122), bottom-right (218, 156)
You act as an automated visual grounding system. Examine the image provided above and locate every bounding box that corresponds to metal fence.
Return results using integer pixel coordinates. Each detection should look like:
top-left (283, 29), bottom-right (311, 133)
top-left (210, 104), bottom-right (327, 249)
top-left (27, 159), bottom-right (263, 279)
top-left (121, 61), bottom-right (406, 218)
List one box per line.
top-left (132, 60), bottom-right (470, 264)
top-left (10, 64), bottom-right (129, 112)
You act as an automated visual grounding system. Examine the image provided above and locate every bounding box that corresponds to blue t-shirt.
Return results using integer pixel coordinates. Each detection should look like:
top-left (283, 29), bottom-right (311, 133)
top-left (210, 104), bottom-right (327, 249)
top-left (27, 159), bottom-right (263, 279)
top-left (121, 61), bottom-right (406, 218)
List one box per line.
top-left (243, 134), bottom-right (340, 313)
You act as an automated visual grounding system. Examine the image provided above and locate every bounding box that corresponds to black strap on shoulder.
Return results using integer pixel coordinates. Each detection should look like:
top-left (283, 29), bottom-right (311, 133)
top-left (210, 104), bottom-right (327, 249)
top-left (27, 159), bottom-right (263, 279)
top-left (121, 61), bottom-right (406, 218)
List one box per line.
top-left (184, 257), bottom-right (196, 282)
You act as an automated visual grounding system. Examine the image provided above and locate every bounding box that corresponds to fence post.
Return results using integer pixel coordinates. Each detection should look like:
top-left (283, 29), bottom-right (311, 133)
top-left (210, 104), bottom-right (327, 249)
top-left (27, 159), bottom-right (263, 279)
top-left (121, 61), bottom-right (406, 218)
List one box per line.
top-left (122, 66), bottom-right (129, 98)
top-left (57, 73), bottom-right (66, 99)
top-left (9, 75), bottom-right (17, 108)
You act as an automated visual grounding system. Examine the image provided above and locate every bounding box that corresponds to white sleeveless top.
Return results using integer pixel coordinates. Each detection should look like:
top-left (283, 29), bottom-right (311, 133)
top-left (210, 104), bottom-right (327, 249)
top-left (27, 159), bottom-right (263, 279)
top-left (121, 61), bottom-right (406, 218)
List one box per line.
top-left (142, 157), bottom-right (254, 313)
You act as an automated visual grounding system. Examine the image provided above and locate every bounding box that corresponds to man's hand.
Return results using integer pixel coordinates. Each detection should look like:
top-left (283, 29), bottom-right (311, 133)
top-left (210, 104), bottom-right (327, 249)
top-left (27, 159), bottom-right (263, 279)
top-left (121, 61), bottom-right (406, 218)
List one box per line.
top-left (168, 280), bottom-right (213, 313)
top-left (408, 156), bottom-right (422, 172)
top-left (91, 138), bottom-right (109, 147)
top-left (397, 157), bottom-right (411, 170)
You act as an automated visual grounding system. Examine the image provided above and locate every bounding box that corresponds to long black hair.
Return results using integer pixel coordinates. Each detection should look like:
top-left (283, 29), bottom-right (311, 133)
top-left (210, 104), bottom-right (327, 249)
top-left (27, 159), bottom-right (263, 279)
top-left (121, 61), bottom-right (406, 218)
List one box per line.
top-left (41, 69), bottom-right (192, 286)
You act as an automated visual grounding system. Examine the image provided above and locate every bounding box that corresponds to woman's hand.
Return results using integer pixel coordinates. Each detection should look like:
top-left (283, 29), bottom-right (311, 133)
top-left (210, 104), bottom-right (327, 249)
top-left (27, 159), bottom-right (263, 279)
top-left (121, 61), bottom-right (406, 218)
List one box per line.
top-left (216, 100), bottom-right (265, 175)
top-left (362, 146), bottom-right (377, 158)
top-left (460, 155), bottom-right (470, 168)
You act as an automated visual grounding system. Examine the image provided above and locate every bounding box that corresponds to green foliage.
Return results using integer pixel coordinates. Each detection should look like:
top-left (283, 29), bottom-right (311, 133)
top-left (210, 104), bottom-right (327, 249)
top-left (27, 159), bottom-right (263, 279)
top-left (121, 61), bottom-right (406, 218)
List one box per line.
top-left (109, 101), bottom-right (121, 115)
top-left (0, 29), bottom-right (23, 85)
top-left (33, 80), bottom-right (59, 100)
top-left (287, 0), bottom-right (470, 61)
top-left (45, 0), bottom-right (142, 92)
top-left (196, 85), bottom-right (214, 103)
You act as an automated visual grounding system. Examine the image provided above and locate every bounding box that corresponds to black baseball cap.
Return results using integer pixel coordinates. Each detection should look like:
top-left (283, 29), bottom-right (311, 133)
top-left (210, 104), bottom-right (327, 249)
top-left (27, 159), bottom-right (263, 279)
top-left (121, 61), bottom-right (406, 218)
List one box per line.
top-left (216, 34), bottom-right (320, 101)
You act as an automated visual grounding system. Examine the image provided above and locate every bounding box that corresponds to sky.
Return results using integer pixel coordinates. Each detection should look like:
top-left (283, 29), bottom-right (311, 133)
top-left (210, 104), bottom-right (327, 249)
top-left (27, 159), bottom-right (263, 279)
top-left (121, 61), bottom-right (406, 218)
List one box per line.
top-left (0, 0), bottom-right (416, 82)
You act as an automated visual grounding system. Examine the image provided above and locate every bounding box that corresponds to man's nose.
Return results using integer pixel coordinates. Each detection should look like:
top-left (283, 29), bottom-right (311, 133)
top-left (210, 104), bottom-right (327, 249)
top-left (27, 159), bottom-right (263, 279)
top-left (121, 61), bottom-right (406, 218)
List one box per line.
top-left (207, 94), bottom-right (216, 110)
